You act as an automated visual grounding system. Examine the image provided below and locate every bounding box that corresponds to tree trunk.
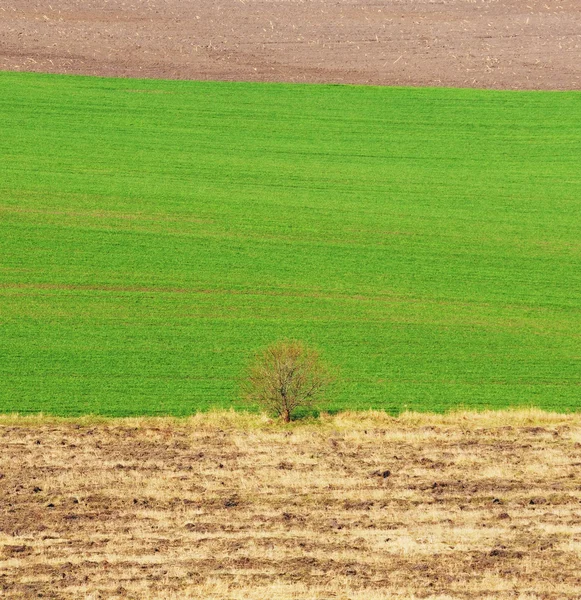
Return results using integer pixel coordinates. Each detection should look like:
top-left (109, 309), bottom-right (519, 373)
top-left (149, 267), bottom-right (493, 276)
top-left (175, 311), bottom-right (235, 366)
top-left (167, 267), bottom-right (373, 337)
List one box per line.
top-left (282, 408), bottom-right (291, 423)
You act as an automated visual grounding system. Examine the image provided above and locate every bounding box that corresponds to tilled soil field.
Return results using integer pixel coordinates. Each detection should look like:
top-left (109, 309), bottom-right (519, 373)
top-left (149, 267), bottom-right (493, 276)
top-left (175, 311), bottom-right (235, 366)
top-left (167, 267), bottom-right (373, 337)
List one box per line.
top-left (1, 411), bottom-right (581, 599)
top-left (1, 0), bottom-right (580, 89)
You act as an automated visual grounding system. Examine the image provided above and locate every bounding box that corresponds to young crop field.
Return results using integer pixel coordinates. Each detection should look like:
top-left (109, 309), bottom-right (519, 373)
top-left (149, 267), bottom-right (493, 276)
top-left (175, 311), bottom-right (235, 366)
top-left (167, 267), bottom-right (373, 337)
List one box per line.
top-left (0, 71), bottom-right (580, 416)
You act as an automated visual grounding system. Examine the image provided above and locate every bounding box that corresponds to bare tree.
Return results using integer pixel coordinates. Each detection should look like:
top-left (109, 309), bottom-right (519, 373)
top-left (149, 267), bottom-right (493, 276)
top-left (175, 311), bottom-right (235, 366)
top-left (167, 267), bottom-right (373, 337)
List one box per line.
top-left (244, 340), bottom-right (331, 423)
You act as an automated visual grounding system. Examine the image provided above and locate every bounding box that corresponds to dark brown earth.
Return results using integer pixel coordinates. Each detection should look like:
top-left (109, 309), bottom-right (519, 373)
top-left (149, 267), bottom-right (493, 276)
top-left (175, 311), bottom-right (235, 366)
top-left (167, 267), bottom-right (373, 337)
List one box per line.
top-left (1, 0), bottom-right (580, 89)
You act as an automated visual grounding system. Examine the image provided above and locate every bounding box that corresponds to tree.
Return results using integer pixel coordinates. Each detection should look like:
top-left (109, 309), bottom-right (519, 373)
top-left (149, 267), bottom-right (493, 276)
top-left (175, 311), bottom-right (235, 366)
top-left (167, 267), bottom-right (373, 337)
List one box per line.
top-left (243, 340), bottom-right (331, 423)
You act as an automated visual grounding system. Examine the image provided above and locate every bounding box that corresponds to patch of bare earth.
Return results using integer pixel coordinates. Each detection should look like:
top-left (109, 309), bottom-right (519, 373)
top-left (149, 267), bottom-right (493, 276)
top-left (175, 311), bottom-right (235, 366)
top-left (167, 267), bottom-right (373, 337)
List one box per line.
top-left (1, 0), bottom-right (580, 90)
top-left (1, 410), bottom-right (581, 599)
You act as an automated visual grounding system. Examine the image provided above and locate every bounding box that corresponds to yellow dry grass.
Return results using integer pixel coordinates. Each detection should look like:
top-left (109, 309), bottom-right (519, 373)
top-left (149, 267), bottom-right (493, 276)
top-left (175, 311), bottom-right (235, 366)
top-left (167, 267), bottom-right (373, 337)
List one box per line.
top-left (1, 410), bottom-right (581, 599)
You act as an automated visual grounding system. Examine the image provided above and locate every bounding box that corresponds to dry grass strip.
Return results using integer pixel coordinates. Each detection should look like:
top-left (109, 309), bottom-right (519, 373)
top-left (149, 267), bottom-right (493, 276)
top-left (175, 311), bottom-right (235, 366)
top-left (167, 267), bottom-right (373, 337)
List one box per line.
top-left (1, 409), bottom-right (581, 599)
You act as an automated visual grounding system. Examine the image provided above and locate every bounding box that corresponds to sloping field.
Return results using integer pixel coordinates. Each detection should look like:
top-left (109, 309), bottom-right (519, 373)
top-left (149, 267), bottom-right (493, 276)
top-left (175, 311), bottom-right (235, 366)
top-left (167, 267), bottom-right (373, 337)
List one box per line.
top-left (1, 71), bottom-right (580, 415)
top-left (1, 411), bottom-right (581, 599)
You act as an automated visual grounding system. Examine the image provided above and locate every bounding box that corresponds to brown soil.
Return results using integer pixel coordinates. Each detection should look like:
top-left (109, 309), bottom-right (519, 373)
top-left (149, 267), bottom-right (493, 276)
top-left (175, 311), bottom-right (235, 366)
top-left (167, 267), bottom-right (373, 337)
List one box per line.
top-left (1, 410), bottom-right (581, 599)
top-left (1, 0), bottom-right (580, 89)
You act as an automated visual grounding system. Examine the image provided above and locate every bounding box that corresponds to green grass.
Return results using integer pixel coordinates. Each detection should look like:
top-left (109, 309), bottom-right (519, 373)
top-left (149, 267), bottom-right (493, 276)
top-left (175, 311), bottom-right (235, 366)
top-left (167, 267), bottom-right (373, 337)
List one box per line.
top-left (1, 71), bottom-right (580, 415)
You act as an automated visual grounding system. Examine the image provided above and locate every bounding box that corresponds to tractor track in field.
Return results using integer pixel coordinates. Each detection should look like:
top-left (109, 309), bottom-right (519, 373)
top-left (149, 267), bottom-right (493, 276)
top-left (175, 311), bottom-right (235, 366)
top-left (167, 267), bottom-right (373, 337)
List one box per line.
top-left (1, 0), bottom-right (580, 90)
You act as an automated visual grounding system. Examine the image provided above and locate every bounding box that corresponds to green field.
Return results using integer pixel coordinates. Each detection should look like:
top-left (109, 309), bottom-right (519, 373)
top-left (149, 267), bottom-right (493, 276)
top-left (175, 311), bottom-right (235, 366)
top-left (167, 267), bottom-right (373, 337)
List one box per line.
top-left (1, 71), bottom-right (580, 415)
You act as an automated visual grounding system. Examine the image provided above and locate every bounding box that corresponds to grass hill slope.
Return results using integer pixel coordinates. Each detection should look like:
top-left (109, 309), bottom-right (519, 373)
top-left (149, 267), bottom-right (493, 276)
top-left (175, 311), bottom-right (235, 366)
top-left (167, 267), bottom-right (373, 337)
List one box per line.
top-left (1, 71), bottom-right (580, 415)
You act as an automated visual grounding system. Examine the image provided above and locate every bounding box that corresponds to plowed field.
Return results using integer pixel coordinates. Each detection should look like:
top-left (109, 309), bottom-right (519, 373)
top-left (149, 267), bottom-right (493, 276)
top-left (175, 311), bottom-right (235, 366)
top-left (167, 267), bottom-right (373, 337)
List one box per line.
top-left (1, 411), bottom-right (581, 599)
top-left (1, 0), bottom-right (580, 89)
